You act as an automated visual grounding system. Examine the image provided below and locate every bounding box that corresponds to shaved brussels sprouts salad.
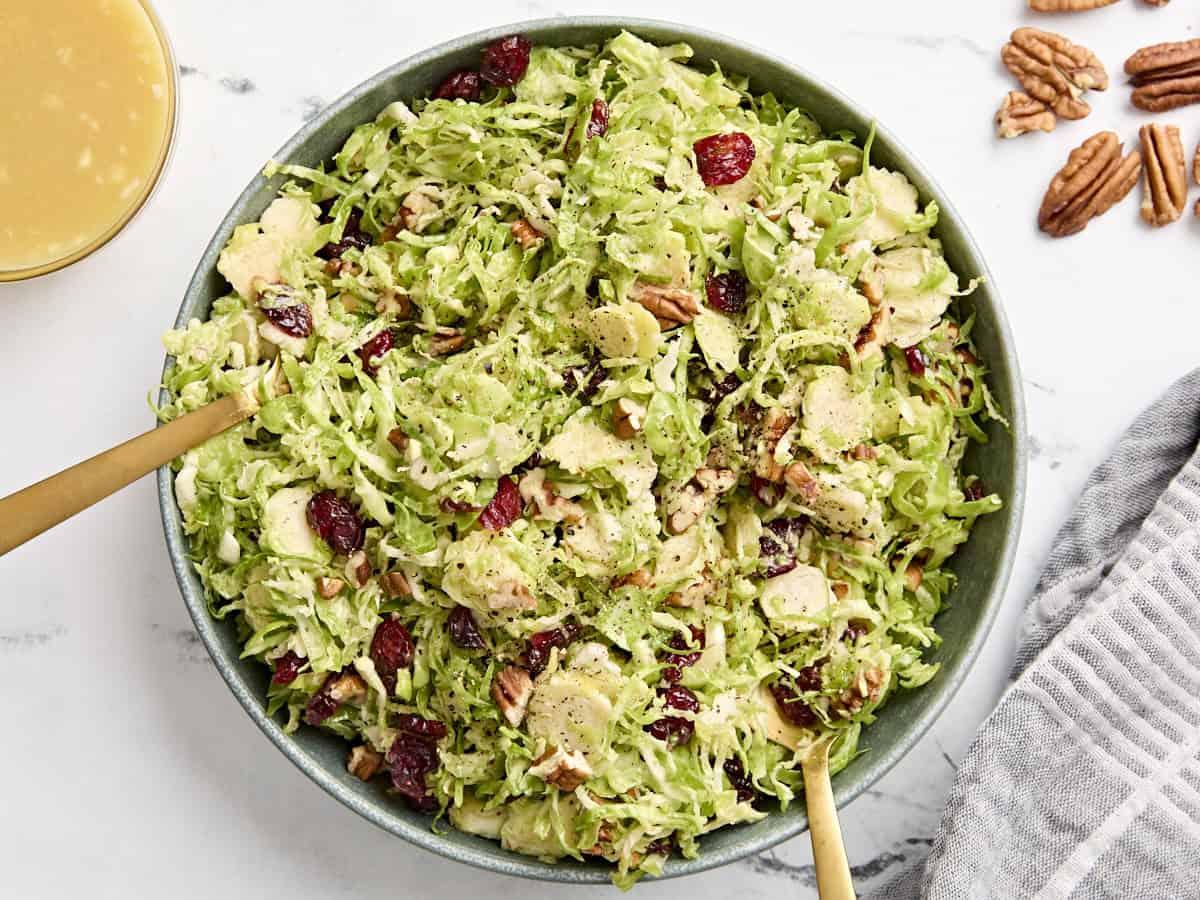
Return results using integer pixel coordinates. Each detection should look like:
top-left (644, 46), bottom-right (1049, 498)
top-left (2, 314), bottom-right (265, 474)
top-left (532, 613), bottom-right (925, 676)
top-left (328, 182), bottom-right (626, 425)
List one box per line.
top-left (161, 31), bottom-right (1003, 887)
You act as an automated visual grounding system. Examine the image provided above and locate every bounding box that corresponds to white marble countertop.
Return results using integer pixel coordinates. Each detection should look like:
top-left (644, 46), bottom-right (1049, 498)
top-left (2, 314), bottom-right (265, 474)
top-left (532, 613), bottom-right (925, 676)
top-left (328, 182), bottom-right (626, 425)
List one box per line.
top-left (2, 1), bottom-right (1196, 896)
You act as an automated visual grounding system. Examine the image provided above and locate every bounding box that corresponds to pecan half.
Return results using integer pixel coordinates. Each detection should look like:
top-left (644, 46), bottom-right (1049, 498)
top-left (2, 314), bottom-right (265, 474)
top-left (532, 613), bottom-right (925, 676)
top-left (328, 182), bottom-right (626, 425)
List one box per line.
top-left (530, 746), bottom-right (592, 791)
top-left (995, 91), bottom-right (1056, 139)
top-left (1028, 0), bottom-right (1118, 8)
top-left (492, 665), bottom-right (534, 726)
top-left (347, 745), bottom-right (383, 781)
top-left (1038, 131), bottom-right (1142, 237)
top-left (1139, 123), bottom-right (1187, 226)
top-left (1193, 142), bottom-right (1200, 216)
top-left (631, 282), bottom-right (701, 330)
top-left (1001, 28), bottom-right (1107, 120)
top-left (1143, 0), bottom-right (1169, 5)
top-left (1127, 40), bottom-right (1200, 112)
top-left (510, 218), bottom-right (543, 249)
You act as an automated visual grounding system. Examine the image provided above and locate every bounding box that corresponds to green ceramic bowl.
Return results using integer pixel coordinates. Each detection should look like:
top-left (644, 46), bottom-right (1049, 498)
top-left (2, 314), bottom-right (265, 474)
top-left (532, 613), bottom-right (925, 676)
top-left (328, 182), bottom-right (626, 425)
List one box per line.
top-left (159, 17), bottom-right (1027, 884)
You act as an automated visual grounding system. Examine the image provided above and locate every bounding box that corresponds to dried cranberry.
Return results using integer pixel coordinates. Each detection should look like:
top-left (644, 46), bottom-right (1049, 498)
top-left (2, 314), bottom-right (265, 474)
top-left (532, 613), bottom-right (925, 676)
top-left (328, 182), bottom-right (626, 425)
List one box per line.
top-left (563, 356), bottom-right (607, 399)
top-left (480, 34), bottom-right (531, 86)
top-left (645, 837), bottom-right (674, 857)
top-left (585, 99), bottom-right (609, 139)
top-left (526, 621), bottom-right (582, 677)
top-left (478, 476), bottom-right (522, 531)
top-left (759, 517), bottom-right (806, 577)
top-left (370, 618), bottom-right (414, 693)
top-left (261, 301), bottom-right (313, 338)
top-left (395, 713), bottom-right (448, 741)
top-left (447, 605), bottom-right (486, 649)
top-left (770, 680), bottom-right (817, 727)
top-left (904, 346), bottom-right (928, 378)
top-left (303, 673), bottom-right (343, 725)
top-left (723, 758), bottom-right (757, 803)
top-left (708, 373), bottom-right (741, 409)
top-left (646, 685), bottom-right (700, 746)
top-left (794, 663), bottom-right (824, 692)
top-left (843, 620), bottom-right (869, 642)
top-left (386, 731), bottom-right (440, 812)
top-left (705, 271), bottom-right (748, 314)
top-left (663, 626), bottom-right (705, 683)
top-left (440, 497), bottom-right (480, 514)
top-left (317, 208), bottom-right (370, 260)
top-left (271, 650), bottom-right (305, 686)
top-left (750, 475), bottom-right (784, 509)
top-left (964, 480), bottom-right (985, 502)
top-left (357, 329), bottom-right (395, 376)
top-left (693, 132), bottom-right (756, 187)
top-left (433, 69), bottom-right (482, 101)
top-left (306, 490), bottom-right (364, 555)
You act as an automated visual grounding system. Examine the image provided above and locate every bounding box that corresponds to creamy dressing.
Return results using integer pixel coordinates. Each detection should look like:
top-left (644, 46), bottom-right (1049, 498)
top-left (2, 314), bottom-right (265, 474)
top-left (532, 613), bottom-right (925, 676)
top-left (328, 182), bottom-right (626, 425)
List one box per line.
top-left (0, 0), bottom-right (173, 273)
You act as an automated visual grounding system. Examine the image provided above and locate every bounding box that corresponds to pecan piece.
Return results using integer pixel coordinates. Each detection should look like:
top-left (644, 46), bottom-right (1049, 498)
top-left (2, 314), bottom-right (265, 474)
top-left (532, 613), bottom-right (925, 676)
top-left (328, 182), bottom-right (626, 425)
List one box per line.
top-left (326, 671), bottom-right (368, 705)
top-left (667, 468), bottom-right (737, 534)
top-left (1143, 0), bottom-right (1169, 5)
top-left (1038, 131), bottom-right (1142, 238)
top-left (853, 306), bottom-right (890, 359)
top-left (612, 397), bottom-right (646, 439)
top-left (1139, 123), bottom-right (1187, 226)
top-left (783, 461), bottom-right (820, 501)
top-left (347, 745), bottom-right (383, 781)
top-left (387, 428), bottom-right (409, 453)
top-left (1028, 0), bottom-right (1118, 8)
top-left (344, 550), bottom-right (372, 589)
top-left (316, 576), bottom-right (345, 598)
top-left (428, 327), bottom-right (465, 356)
top-left (510, 218), bottom-right (543, 249)
top-left (904, 564), bottom-right (924, 592)
top-left (1127, 41), bottom-right (1200, 112)
top-left (613, 568), bottom-right (652, 589)
top-left (1001, 28), bottom-right (1107, 121)
top-left (995, 91), bottom-right (1056, 139)
top-left (488, 580), bottom-right (537, 611)
top-left (530, 746), bottom-right (592, 791)
top-left (380, 570), bottom-right (412, 598)
top-left (631, 281), bottom-right (700, 330)
top-left (665, 574), bottom-right (716, 609)
top-left (754, 408), bottom-right (796, 482)
top-left (492, 665), bottom-right (534, 726)
top-left (518, 468), bottom-right (586, 524)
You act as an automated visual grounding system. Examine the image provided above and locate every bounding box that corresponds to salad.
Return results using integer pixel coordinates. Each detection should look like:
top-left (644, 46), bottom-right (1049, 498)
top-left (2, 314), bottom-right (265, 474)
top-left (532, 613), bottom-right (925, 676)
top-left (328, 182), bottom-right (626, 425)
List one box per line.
top-left (161, 31), bottom-right (1003, 887)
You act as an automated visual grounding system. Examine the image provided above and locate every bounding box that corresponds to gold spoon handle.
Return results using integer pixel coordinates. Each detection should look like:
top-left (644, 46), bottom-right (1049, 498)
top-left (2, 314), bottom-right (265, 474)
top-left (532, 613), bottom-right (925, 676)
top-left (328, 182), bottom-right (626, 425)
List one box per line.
top-left (803, 741), bottom-right (857, 900)
top-left (0, 391), bottom-right (259, 556)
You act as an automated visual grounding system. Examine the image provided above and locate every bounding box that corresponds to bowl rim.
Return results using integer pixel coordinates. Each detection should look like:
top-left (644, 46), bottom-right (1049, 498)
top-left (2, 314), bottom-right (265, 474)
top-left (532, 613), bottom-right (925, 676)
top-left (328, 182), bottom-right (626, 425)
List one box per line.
top-left (158, 15), bottom-right (1027, 884)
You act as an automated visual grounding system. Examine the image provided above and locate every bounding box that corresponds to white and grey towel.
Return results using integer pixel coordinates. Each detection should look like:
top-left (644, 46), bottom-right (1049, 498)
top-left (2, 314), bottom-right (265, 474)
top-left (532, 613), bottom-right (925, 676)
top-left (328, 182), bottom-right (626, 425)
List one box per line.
top-left (873, 370), bottom-right (1200, 899)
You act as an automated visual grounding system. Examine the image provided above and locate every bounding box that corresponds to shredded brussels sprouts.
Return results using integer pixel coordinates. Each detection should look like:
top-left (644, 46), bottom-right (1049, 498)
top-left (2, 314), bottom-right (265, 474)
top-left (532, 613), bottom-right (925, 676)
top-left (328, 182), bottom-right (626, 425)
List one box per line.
top-left (161, 31), bottom-right (1003, 888)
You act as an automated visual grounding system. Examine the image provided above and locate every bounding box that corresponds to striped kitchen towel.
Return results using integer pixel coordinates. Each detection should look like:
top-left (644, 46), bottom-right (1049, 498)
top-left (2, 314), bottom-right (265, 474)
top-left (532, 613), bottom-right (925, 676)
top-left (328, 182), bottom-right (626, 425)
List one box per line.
top-left (873, 370), bottom-right (1200, 899)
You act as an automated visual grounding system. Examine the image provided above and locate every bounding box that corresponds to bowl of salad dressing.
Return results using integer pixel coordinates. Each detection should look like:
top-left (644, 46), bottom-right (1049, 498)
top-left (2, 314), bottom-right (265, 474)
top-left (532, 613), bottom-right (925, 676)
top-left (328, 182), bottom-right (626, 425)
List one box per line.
top-left (0, 0), bottom-right (177, 282)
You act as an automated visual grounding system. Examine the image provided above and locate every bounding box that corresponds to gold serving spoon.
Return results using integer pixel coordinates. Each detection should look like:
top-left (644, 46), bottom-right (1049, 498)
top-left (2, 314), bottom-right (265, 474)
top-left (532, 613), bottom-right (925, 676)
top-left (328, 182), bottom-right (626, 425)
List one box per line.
top-left (801, 736), bottom-right (857, 900)
top-left (0, 391), bottom-right (259, 556)
top-left (759, 685), bottom-right (856, 899)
